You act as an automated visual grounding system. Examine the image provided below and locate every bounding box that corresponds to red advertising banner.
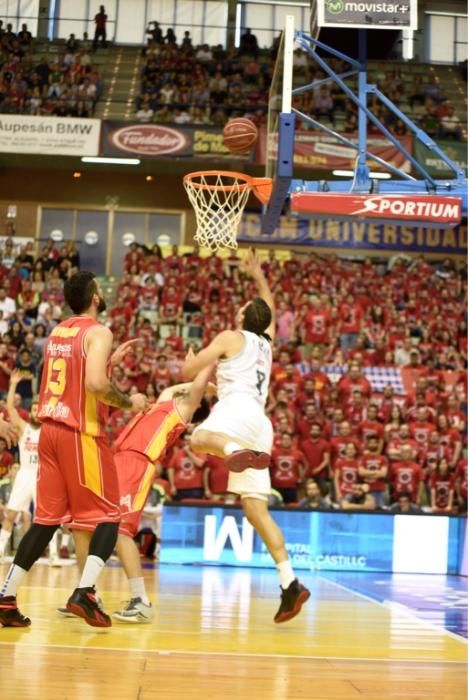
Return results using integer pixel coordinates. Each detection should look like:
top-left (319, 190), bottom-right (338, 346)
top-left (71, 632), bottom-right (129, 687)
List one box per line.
top-left (101, 121), bottom-right (254, 161)
top-left (257, 127), bottom-right (413, 172)
top-left (290, 193), bottom-right (463, 225)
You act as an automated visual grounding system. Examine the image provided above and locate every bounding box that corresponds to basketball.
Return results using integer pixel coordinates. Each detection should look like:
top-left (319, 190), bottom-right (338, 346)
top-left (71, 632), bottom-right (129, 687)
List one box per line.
top-left (223, 118), bottom-right (258, 153)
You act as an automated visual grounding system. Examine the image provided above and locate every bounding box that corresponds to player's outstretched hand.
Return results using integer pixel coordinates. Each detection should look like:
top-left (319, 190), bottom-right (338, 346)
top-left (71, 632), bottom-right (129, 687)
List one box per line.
top-left (0, 418), bottom-right (19, 448)
top-left (241, 247), bottom-right (262, 279)
top-left (110, 339), bottom-right (139, 367)
top-left (130, 393), bottom-right (149, 414)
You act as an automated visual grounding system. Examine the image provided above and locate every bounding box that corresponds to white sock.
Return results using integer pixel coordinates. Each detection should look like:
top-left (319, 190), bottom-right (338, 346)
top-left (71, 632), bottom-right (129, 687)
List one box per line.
top-left (0, 527), bottom-right (11, 556)
top-left (61, 533), bottom-right (71, 548)
top-left (0, 563), bottom-right (27, 597)
top-left (277, 560), bottom-right (295, 589)
top-left (224, 441), bottom-right (243, 456)
top-left (48, 531), bottom-right (59, 558)
top-left (129, 577), bottom-right (150, 606)
top-left (78, 555), bottom-right (105, 589)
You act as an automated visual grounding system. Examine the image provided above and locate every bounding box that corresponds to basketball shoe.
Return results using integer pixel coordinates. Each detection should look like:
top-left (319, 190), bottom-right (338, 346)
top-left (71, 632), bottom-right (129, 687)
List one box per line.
top-left (66, 586), bottom-right (112, 627)
top-left (113, 597), bottom-right (153, 623)
top-left (57, 593), bottom-right (103, 618)
top-left (225, 450), bottom-right (270, 473)
top-left (274, 579), bottom-right (310, 624)
top-left (0, 596), bottom-right (31, 627)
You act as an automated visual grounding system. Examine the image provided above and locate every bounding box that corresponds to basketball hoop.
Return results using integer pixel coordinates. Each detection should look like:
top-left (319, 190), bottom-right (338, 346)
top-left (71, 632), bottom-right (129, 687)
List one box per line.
top-left (183, 171), bottom-right (272, 251)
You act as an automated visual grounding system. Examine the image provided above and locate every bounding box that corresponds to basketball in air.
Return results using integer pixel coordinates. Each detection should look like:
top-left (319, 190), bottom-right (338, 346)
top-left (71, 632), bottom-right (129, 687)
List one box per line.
top-left (223, 118), bottom-right (258, 153)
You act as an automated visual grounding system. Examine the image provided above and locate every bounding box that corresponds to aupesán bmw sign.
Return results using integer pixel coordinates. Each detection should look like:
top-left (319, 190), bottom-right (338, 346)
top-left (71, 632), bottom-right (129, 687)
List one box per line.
top-left (318, 0), bottom-right (418, 30)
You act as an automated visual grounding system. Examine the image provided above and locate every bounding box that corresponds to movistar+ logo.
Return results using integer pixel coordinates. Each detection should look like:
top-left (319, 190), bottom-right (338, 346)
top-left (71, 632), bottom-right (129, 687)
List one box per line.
top-left (326, 0), bottom-right (344, 13)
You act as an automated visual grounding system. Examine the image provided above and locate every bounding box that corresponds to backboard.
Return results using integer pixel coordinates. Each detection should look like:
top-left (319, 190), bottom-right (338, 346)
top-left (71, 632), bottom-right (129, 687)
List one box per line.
top-left (260, 9), bottom-right (467, 235)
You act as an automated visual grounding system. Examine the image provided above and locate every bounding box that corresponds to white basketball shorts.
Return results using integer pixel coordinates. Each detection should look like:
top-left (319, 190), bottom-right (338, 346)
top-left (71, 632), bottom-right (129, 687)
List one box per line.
top-left (193, 395), bottom-right (273, 499)
top-left (7, 468), bottom-right (37, 512)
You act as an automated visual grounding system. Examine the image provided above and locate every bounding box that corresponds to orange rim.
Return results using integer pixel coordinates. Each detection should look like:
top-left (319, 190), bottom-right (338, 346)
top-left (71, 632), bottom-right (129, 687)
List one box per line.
top-left (183, 170), bottom-right (272, 204)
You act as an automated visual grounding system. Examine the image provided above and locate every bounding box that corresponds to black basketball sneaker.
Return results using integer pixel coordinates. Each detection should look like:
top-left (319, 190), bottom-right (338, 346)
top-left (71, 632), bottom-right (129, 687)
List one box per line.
top-left (0, 596), bottom-right (31, 627)
top-left (274, 579), bottom-right (311, 624)
top-left (66, 586), bottom-right (112, 628)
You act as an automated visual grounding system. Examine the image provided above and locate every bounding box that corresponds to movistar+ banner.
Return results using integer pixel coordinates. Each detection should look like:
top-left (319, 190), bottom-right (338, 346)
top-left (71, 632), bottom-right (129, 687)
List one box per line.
top-left (319, 0), bottom-right (417, 30)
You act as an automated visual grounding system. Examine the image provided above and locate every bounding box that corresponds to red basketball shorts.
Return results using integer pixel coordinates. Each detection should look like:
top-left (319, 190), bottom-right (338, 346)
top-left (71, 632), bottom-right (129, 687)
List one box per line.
top-left (115, 450), bottom-right (156, 538)
top-left (35, 421), bottom-right (120, 530)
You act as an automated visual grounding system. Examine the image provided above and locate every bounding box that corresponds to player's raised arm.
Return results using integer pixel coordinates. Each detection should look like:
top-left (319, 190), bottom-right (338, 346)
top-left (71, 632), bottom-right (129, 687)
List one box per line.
top-left (6, 370), bottom-right (27, 436)
top-left (85, 325), bottom-right (147, 413)
top-left (241, 248), bottom-right (276, 342)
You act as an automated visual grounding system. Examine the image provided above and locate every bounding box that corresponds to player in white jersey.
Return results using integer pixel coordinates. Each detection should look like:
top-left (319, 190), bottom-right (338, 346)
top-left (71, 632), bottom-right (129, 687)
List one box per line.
top-left (182, 248), bottom-right (310, 623)
top-left (0, 370), bottom-right (42, 563)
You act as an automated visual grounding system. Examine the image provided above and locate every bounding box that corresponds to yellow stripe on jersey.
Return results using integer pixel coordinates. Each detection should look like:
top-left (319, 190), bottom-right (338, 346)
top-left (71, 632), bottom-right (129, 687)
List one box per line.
top-left (84, 388), bottom-right (99, 437)
top-left (145, 410), bottom-right (182, 463)
top-left (133, 461), bottom-right (156, 512)
top-left (50, 326), bottom-right (81, 338)
top-left (80, 434), bottom-right (103, 496)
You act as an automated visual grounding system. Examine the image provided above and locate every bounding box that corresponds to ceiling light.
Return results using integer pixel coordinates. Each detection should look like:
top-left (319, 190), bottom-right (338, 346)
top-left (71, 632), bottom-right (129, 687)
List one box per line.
top-left (81, 157), bottom-right (141, 165)
top-left (332, 169), bottom-right (392, 180)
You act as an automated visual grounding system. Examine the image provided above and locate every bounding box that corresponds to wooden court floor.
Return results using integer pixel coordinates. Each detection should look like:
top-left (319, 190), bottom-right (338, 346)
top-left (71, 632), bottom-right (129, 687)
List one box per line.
top-left (0, 561), bottom-right (466, 700)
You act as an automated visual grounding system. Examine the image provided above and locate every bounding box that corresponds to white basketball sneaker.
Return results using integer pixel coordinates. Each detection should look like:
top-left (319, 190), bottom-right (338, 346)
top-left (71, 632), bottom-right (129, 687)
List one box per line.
top-left (113, 597), bottom-right (153, 623)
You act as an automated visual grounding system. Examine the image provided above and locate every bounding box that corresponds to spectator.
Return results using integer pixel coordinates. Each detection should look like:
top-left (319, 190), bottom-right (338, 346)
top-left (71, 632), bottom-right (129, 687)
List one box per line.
top-left (167, 433), bottom-right (205, 499)
top-left (14, 348), bottom-right (37, 409)
top-left (298, 478), bottom-right (329, 509)
top-left (334, 441), bottom-right (360, 503)
top-left (93, 4), bottom-right (108, 50)
top-left (301, 423), bottom-right (331, 487)
top-left (389, 492), bottom-right (423, 514)
top-left (136, 97), bottom-right (154, 123)
top-left (390, 444), bottom-right (424, 505)
top-left (358, 434), bottom-right (389, 508)
top-left (341, 483), bottom-right (376, 511)
top-left (429, 458), bottom-right (455, 513)
top-left (270, 432), bottom-right (307, 503)
top-left (239, 28), bottom-right (259, 58)
top-left (439, 106), bottom-right (462, 140)
top-left (203, 455), bottom-right (233, 502)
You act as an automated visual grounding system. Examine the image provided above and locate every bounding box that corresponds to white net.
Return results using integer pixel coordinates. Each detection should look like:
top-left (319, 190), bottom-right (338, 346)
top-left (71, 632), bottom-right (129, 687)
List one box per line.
top-left (184, 172), bottom-right (252, 252)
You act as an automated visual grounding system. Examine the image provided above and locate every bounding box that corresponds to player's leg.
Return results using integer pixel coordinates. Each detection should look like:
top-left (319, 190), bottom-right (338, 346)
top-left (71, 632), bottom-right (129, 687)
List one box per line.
top-left (60, 431), bottom-right (120, 627)
top-left (0, 468), bottom-right (33, 560)
top-left (0, 429), bottom-right (67, 628)
top-left (112, 452), bottom-right (154, 622)
top-left (191, 400), bottom-right (271, 471)
top-left (0, 509), bottom-right (17, 561)
top-left (113, 534), bottom-right (153, 623)
top-left (241, 496), bottom-right (310, 624)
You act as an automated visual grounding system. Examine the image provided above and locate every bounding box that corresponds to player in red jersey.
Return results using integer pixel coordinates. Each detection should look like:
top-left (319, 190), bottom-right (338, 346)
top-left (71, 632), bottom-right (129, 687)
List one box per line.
top-left (110, 361), bottom-right (213, 622)
top-left (0, 272), bottom-right (147, 629)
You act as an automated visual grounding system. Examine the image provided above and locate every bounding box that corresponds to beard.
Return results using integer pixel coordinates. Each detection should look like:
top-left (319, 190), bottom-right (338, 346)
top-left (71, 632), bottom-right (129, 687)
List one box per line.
top-left (97, 295), bottom-right (107, 313)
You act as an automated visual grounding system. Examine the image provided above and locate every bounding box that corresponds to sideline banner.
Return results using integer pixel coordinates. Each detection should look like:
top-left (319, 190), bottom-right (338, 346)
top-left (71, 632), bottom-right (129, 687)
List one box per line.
top-left (101, 121), bottom-right (253, 160)
top-left (237, 213), bottom-right (467, 255)
top-left (160, 505), bottom-right (464, 574)
top-left (0, 115), bottom-right (100, 156)
top-left (258, 128), bottom-right (413, 172)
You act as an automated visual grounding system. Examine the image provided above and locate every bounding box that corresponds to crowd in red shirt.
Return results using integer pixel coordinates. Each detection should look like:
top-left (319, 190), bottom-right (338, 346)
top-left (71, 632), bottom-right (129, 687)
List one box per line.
top-left (104, 243), bottom-right (467, 514)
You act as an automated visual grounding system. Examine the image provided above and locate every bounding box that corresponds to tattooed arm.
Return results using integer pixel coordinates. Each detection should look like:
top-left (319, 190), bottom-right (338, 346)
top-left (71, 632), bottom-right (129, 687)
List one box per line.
top-left (85, 325), bottom-right (147, 413)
